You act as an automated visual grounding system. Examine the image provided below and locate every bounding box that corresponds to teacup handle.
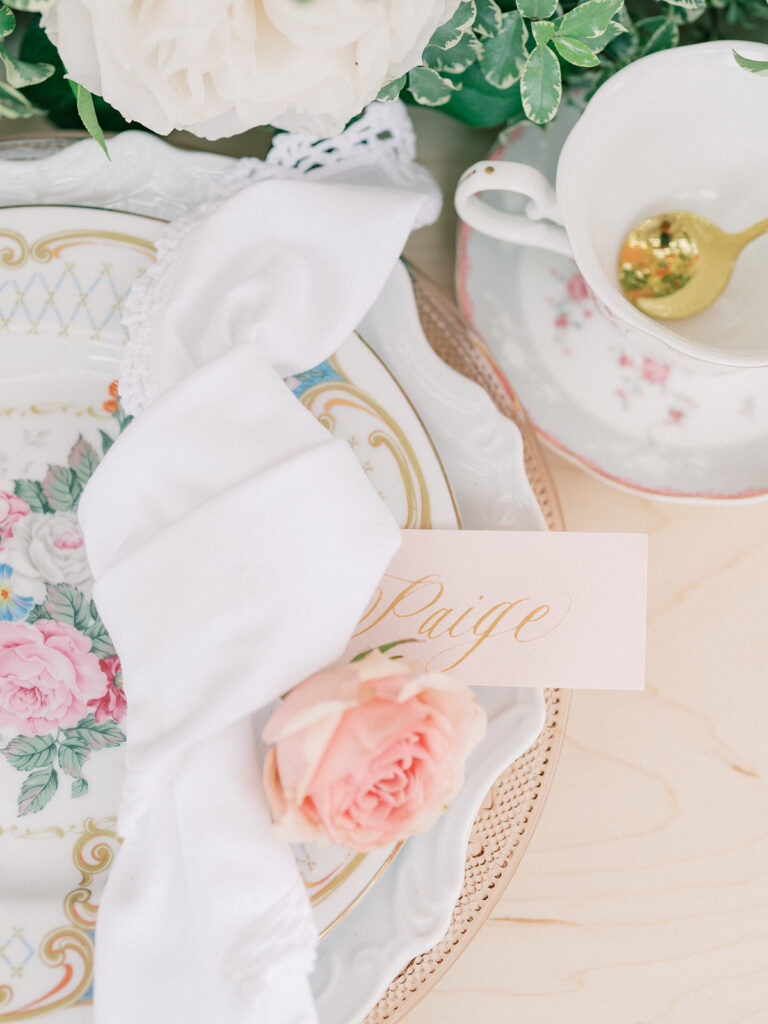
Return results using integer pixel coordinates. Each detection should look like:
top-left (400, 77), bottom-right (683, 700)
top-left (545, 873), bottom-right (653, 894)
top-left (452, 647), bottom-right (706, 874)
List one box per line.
top-left (455, 161), bottom-right (573, 258)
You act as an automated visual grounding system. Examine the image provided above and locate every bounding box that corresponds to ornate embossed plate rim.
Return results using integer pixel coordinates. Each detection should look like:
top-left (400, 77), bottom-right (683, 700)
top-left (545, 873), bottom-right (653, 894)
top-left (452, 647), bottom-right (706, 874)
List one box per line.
top-left (361, 268), bottom-right (569, 1024)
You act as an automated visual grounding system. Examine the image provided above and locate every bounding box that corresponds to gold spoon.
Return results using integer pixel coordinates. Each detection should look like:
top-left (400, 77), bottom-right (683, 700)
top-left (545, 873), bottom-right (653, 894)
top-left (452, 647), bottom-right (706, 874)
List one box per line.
top-left (618, 211), bottom-right (768, 320)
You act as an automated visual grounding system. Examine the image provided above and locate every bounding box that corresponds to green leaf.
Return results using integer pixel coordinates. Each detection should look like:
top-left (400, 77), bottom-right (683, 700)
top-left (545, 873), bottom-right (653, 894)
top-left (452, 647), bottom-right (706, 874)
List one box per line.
top-left (424, 32), bottom-right (480, 74)
top-left (13, 478), bottom-right (48, 513)
top-left (61, 715), bottom-right (125, 753)
top-left (351, 638), bottom-right (421, 662)
top-left (407, 66), bottom-right (459, 107)
top-left (521, 43), bottom-right (562, 124)
top-left (71, 777), bottom-right (88, 798)
top-left (554, 35), bottom-right (602, 66)
top-left (18, 767), bottom-right (58, 816)
top-left (427, 0), bottom-right (477, 50)
top-left (658, 0), bottom-right (705, 8)
top-left (584, 18), bottom-right (628, 53)
top-left (376, 74), bottom-right (407, 102)
top-left (733, 50), bottom-right (768, 74)
top-left (24, 602), bottom-right (48, 624)
top-left (532, 20), bottom-right (556, 45)
top-left (67, 436), bottom-right (100, 486)
top-left (559, 0), bottom-right (624, 39)
top-left (0, 42), bottom-right (53, 88)
top-left (82, 618), bottom-right (115, 659)
top-left (7, 0), bottom-right (53, 10)
top-left (99, 429), bottom-right (115, 456)
top-left (638, 17), bottom-right (679, 55)
top-left (474, 0), bottom-right (503, 37)
top-left (19, 21), bottom-right (131, 133)
top-left (479, 11), bottom-right (528, 88)
top-left (516, 0), bottom-right (557, 18)
top-left (44, 583), bottom-right (91, 631)
top-left (0, 6), bottom-right (15, 37)
top-left (422, 60), bottom-right (524, 127)
top-left (42, 464), bottom-right (81, 511)
top-left (2, 735), bottom-right (56, 772)
top-left (58, 739), bottom-right (89, 778)
top-left (0, 80), bottom-right (43, 118)
top-left (68, 81), bottom-right (109, 159)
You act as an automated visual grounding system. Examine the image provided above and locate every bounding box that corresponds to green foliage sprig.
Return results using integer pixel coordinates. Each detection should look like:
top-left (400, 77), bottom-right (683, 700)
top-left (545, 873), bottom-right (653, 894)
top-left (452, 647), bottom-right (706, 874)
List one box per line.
top-left (381, 0), bottom-right (768, 126)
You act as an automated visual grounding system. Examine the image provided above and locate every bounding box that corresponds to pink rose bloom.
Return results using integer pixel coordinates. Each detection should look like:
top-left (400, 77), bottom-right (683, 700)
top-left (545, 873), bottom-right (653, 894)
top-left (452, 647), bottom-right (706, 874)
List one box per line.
top-left (87, 655), bottom-right (127, 723)
top-left (642, 357), bottom-right (670, 385)
top-left (566, 272), bottom-right (589, 303)
top-left (0, 491), bottom-right (30, 549)
top-left (263, 651), bottom-right (486, 851)
top-left (0, 620), bottom-right (108, 736)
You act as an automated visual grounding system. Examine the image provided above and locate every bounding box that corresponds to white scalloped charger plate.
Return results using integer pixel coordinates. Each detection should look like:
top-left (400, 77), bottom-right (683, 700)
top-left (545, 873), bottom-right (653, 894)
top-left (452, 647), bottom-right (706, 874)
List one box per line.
top-left (0, 134), bottom-right (546, 1024)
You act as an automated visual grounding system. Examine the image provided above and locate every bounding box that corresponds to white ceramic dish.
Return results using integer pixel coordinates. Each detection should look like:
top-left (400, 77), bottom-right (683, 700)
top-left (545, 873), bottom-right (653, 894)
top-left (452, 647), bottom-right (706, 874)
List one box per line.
top-left (457, 103), bottom-right (768, 503)
top-left (0, 136), bottom-right (547, 1024)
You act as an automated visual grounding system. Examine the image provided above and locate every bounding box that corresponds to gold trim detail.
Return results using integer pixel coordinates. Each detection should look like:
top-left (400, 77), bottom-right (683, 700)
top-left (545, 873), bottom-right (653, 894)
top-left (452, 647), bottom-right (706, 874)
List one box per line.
top-left (0, 228), bottom-right (156, 270)
top-left (300, 357), bottom-right (433, 529)
top-left (0, 819), bottom-right (118, 1021)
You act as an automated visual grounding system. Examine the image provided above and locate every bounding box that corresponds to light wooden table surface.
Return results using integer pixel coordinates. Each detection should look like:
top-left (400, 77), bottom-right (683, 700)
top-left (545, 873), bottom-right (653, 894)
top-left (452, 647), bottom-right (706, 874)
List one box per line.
top-left (402, 107), bottom-right (768, 1024)
top-left (6, 108), bottom-right (767, 1024)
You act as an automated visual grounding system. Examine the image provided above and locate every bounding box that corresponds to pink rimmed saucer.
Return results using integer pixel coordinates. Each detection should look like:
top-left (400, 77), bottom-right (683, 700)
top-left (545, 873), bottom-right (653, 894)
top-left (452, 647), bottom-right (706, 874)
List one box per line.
top-left (456, 102), bottom-right (768, 503)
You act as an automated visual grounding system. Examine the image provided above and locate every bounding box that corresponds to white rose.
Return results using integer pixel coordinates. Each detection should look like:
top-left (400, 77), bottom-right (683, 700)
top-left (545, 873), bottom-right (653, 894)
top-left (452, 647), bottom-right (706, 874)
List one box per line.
top-left (5, 512), bottom-right (91, 603)
top-left (44, 0), bottom-right (460, 139)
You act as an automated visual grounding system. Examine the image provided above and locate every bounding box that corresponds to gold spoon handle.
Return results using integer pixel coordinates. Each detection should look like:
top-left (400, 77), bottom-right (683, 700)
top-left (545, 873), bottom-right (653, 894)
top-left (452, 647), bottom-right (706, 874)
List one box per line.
top-left (733, 216), bottom-right (768, 251)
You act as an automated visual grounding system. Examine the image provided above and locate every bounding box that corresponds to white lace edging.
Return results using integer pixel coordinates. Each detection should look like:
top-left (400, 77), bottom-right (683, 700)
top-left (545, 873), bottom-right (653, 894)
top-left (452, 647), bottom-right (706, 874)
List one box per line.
top-left (120, 100), bottom-right (441, 417)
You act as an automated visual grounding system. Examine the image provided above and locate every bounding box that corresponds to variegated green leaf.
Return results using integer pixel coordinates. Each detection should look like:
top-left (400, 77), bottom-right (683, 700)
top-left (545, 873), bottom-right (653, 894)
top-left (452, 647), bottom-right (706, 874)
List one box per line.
top-left (479, 11), bottom-right (528, 89)
top-left (425, 31), bottom-right (480, 74)
top-left (428, 0), bottom-right (477, 50)
top-left (657, 0), bottom-right (706, 9)
top-left (559, 0), bottom-right (624, 39)
top-left (58, 739), bottom-right (89, 779)
top-left (0, 80), bottom-right (43, 118)
top-left (7, 0), bottom-right (54, 10)
top-left (532, 20), bottom-right (556, 45)
top-left (638, 17), bottom-right (679, 55)
top-left (407, 66), bottom-right (459, 107)
top-left (0, 6), bottom-right (14, 37)
top-left (376, 74), bottom-right (407, 102)
top-left (521, 43), bottom-right (562, 125)
top-left (61, 716), bottom-right (125, 752)
top-left (584, 19), bottom-right (628, 53)
top-left (517, 0), bottom-right (557, 19)
top-left (474, 0), bottom-right (503, 38)
top-left (733, 50), bottom-right (768, 75)
top-left (0, 43), bottom-right (53, 88)
top-left (554, 35), bottom-right (601, 66)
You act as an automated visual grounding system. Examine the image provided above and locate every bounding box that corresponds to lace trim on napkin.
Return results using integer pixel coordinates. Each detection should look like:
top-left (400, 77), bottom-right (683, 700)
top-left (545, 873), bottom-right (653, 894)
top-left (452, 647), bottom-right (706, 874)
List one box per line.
top-left (120, 101), bottom-right (440, 416)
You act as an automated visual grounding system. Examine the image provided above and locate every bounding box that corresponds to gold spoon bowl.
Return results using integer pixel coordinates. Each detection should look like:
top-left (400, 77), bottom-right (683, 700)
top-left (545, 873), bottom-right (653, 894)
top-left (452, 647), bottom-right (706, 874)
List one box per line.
top-left (618, 211), bottom-right (768, 321)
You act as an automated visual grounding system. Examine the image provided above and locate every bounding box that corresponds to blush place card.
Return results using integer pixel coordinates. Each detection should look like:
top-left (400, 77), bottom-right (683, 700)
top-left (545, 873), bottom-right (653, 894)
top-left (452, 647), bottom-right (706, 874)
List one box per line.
top-left (345, 530), bottom-right (648, 690)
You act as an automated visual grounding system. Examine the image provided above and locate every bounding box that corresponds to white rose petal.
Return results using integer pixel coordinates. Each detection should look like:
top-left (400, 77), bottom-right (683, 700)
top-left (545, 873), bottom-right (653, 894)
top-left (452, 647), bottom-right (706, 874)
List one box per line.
top-left (5, 512), bottom-right (92, 602)
top-left (43, 0), bottom-right (461, 139)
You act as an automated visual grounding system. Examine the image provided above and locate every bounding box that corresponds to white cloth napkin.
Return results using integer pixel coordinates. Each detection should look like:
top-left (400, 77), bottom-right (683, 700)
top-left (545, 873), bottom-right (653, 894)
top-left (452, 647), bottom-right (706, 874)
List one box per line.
top-left (78, 178), bottom-right (430, 1023)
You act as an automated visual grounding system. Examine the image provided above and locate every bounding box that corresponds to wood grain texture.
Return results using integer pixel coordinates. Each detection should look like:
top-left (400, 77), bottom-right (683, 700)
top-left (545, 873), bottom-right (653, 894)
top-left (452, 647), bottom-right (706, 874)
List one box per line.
top-left (402, 107), bottom-right (768, 1024)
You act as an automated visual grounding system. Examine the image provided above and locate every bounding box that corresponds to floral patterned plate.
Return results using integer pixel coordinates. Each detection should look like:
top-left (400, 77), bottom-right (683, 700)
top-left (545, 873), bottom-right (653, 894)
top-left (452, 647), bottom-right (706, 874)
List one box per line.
top-left (456, 101), bottom-right (768, 502)
top-left (0, 204), bottom-right (461, 1018)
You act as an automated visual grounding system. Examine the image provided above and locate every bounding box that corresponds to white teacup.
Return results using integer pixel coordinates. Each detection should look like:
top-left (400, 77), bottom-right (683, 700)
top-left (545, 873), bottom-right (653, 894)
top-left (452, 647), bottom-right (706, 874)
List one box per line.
top-left (455, 40), bottom-right (768, 369)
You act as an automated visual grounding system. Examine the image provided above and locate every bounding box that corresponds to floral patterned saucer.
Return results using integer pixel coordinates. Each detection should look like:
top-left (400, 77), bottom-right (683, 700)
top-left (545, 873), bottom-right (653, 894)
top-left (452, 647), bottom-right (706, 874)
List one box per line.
top-left (0, 203), bottom-right (462, 1018)
top-left (456, 101), bottom-right (768, 502)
